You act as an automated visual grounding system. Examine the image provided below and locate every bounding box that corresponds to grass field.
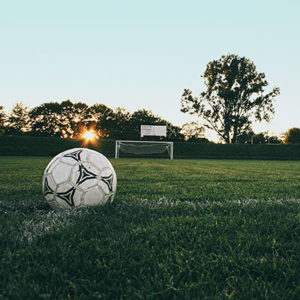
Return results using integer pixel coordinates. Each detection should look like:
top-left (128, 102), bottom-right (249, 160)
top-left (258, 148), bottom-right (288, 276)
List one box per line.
top-left (0, 157), bottom-right (299, 299)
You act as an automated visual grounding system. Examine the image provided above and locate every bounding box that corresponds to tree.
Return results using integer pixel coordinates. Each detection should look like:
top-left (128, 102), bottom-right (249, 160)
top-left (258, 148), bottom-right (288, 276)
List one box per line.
top-left (60, 100), bottom-right (89, 138)
top-left (29, 102), bottom-right (63, 137)
top-left (268, 135), bottom-right (281, 144)
top-left (88, 104), bottom-right (115, 138)
top-left (237, 130), bottom-right (281, 144)
top-left (129, 109), bottom-right (166, 140)
top-left (253, 132), bottom-right (268, 144)
top-left (29, 100), bottom-right (90, 138)
top-left (0, 106), bottom-right (6, 135)
top-left (181, 54), bottom-right (280, 143)
top-left (283, 127), bottom-right (300, 144)
top-left (0, 106), bottom-right (6, 124)
top-left (180, 122), bottom-right (210, 142)
top-left (7, 102), bottom-right (30, 135)
top-left (128, 109), bottom-right (184, 141)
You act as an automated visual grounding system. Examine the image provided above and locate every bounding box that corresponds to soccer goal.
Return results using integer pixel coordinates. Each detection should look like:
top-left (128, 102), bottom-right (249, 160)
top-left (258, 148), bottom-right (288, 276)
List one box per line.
top-left (115, 140), bottom-right (174, 159)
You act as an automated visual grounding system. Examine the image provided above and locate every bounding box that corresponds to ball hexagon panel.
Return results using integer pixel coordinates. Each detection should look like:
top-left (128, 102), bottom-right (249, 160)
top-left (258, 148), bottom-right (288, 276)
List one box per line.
top-left (43, 174), bottom-right (56, 195)
top-left (87, 151), bottom-right (111, 170)
top-left (56, 183), bottom-right (74, 195)
top-left (45, 156), bottom-right (60, 174)
top-left (52, 162), bottom-right (73, 185)
top-left (45, 193), bottom-right (54, 202)
top-left (73, 188), bottom-right (83, 207)
top-left (82, 186), bottom-right (106, 206)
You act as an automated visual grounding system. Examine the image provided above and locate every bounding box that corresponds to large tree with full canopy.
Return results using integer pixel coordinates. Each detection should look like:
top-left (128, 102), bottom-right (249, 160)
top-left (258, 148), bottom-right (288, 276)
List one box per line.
top-left (181, 54), bottom-right (280, 143)
top-left (29, 100), bottom-right (89, 138)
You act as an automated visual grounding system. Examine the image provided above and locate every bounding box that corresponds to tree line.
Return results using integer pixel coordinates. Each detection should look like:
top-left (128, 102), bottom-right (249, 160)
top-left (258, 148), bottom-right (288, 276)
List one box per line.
top-left (1, 54), bottom-right (299, 143)
top-left (0, 101), bottom-right (210, 142)
top-left (0, 100), bottom-right (298, 143)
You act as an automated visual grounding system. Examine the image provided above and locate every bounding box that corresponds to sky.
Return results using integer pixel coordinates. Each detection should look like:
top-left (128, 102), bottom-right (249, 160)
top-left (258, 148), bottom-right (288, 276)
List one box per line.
top-left (1, 0), bottom-right (299, 140)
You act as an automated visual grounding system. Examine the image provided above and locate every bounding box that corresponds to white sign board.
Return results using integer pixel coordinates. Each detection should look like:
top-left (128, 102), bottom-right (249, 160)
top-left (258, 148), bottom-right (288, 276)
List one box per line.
top-left (141, 125), bottom-right (167, 137)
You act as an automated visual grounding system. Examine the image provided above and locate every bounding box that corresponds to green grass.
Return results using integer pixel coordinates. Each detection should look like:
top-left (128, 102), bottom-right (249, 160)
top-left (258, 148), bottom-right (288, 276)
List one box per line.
top-left (0, 157), bottom-right (299, 299)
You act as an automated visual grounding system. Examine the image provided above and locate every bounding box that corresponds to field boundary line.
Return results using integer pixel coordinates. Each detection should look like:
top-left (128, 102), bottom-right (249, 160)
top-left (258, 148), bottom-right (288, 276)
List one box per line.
top-left (121, 198), bottom-right (300, 208)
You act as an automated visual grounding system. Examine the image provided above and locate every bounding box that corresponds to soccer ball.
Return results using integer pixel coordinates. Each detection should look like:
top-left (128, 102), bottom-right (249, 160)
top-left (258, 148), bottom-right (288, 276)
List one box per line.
top-left (42, 148), bottom-right (117, 211)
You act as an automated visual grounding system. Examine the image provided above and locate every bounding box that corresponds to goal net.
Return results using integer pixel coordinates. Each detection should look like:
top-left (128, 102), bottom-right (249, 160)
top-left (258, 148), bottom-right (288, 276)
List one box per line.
top-left (115, 140), bottom-right (174, 159)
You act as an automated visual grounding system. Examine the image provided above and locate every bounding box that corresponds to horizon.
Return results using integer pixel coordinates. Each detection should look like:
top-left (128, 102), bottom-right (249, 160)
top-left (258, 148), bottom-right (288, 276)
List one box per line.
top-left (1, 0), bottom-right (299, 141)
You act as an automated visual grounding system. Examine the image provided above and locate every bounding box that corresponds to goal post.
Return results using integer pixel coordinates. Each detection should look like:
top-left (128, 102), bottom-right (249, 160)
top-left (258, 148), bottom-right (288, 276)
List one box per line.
top-left (115, 140), bottom-right (174, 159)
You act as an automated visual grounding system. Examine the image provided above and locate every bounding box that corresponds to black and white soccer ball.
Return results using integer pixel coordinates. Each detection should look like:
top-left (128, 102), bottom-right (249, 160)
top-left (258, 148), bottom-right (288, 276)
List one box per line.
top-left (42, 148), bottom-right (117, 211)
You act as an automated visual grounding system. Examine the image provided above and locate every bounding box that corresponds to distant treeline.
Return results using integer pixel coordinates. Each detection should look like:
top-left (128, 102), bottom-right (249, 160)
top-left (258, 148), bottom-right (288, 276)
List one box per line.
top-left (0, 100), bottom-right (210, 142)
top-left (1, 101), bottom-right (299, 144)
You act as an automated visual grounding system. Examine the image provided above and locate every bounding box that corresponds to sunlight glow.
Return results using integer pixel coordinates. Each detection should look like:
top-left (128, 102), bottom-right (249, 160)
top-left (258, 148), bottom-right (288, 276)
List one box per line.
top-left (82, 130), bottom-right (97, 142)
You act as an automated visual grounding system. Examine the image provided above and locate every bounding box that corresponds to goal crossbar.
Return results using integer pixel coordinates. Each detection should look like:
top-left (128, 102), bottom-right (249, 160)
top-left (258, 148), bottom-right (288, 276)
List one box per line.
top-left (115, 140), bottom-right (173, 159)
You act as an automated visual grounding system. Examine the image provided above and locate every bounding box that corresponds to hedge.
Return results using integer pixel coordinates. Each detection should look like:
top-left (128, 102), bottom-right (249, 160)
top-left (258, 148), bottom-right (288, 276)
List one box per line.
top-left (173, 142), bottom-right (300, 160)
top-left (0, 136), bottom-right (115, 157)
top-left (0, 136), bottom-right (299, 160)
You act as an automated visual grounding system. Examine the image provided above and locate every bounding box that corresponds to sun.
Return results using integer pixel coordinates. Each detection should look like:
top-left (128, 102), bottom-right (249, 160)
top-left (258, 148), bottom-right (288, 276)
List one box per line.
top-left (82, 130), bottom-right (97, 142)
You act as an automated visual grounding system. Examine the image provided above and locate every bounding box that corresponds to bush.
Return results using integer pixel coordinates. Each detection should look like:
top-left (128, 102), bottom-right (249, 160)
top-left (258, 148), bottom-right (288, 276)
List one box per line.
top-left (1, 136), bottom-right (300, 160)
top-left (174, 142), bottom-right (300, 160)
top-left (284, 127), bottom-right (300, 144)
top-left (0, 136), bottom-right (115, 157)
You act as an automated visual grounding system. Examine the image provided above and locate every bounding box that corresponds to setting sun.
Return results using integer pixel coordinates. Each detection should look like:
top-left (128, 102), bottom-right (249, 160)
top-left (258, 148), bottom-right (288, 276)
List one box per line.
top-left (82, 130), bottom-right (97, 142)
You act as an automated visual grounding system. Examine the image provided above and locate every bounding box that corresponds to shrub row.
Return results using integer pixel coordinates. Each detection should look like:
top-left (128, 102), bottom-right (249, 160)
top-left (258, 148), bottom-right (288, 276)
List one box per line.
top-left (0, 136), bottom-right (299, 160)
top-left (174, 142), bottom-right (300, 160)
top-left (0, 136), bottom-right (115, 157)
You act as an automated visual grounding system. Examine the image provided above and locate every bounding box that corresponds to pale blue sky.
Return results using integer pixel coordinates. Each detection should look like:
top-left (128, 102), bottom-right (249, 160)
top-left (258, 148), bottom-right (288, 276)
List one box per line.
top-left (1, 0), bottom-right (299, 139)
